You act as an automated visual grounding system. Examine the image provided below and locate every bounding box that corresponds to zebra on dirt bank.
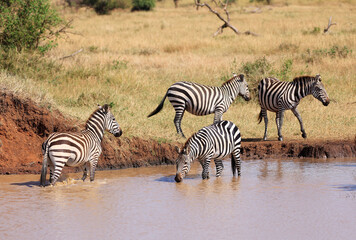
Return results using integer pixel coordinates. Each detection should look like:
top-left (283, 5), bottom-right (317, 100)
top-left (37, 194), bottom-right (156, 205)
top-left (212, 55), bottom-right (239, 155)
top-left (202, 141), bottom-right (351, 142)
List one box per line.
top-left (40, 104), bottom-right (122, 187)
top-left (148, 74), bottom-right (250, 138)
top-left (258, 74), bottom-right (330, 141)
top-left (175, 120), bottom-right (242, 182)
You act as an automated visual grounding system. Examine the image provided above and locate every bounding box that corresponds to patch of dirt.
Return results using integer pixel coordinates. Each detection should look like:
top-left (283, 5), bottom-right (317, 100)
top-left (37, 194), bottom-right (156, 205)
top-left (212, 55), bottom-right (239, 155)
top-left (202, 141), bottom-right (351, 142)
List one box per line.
top-left (0, 90), bottom-right (355, 175)
top-left (0, 90), bottom-right (177, 174)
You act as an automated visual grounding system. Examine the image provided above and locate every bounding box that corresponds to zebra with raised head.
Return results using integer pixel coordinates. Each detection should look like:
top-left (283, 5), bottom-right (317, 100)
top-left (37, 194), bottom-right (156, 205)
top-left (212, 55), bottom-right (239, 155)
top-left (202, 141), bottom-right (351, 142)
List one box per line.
top-left (258, 74), bottom-right (330, 141)
top-left (40, 104), bottom-right (122, 187)
top-left (174, 120), bottom-right (242, 182)
top-left (148, 73), bottom-right (250, 138)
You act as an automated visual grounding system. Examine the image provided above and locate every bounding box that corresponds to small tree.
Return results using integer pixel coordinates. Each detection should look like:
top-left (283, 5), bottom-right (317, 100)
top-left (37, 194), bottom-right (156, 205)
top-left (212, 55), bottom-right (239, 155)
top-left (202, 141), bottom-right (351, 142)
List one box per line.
top-left (131, 0), bottom-right (155, 11)
top-left (0, 0), bottom-right (67, 53)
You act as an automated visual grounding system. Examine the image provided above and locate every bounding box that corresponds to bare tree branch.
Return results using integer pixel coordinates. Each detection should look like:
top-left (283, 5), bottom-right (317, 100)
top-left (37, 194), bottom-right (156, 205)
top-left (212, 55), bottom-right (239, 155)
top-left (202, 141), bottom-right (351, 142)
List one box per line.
top-left (194, 0), bottom-right (258, 37)
top-left (59, 48), bottom-right (83, 60)
top-left (324, 16), bottom-right (336, 33)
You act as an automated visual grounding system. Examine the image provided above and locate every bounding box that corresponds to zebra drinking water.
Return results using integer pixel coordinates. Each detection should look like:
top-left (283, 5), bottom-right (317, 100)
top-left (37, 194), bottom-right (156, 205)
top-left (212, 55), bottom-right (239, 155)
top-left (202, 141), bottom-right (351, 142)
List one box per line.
top-left (258, 74), bottom-right (330, 141)
top-left (148, 74), bottom-right (250, 137)
top-left (40, 104), bottom-right (122, 186)
top-left (174, 120), bottom-right (242, 182)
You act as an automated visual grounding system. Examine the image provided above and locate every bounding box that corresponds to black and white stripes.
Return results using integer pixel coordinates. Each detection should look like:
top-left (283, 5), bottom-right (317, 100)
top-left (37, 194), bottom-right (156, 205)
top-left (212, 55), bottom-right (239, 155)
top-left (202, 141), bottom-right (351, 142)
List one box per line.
top-left (40, 104), bottom-right (122, 186)
top-left (174, 120), bottom-right (241, 182)
top-left (148, 74), bottom-right (250, 137)
top-left (258, 74), bottom-right (330, 141)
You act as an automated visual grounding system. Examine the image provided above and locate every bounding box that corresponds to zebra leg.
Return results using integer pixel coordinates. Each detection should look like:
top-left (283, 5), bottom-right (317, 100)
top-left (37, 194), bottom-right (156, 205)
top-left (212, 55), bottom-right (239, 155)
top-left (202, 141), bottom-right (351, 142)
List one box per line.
top-left (232, 148), bottom-right (241, 176)
top-left (262, 108), bottom-right (268, 141)
top-left (276, 110), bottom-right (285, 141)
top-left (81, 164), bottom-right (88, 182)
top-left (89, 160), bottom-right (99, 182)
top-left (201, 158), bottom-right (211, 180)
top-left (49, 163), bottom-right (54, 185)
top-left (50, 163), bottom-right (65, 186)
top-left (291, 107), bottom-right (307, 139)
top-left (213, 110), bottom-right (223, 123)
top-left (173, 108), bottom-right (186, 138)
top-left (214, 159), bottom-right (224, 177)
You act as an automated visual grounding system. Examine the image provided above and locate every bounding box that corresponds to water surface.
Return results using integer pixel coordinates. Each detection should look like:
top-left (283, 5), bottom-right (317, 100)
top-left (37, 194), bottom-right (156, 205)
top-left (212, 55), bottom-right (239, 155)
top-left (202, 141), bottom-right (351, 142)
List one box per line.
top-left (0, 159), bottom-right (355, 240)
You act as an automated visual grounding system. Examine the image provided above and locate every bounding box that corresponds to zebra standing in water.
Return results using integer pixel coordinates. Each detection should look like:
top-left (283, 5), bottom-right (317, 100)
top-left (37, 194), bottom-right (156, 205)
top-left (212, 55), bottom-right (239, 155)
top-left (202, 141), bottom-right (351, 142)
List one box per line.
top-left (148, 74), bottom-right (250, 137)
top-left (175, 120), bottom-right (242, 182)
top-left (40, 104), bottom-right (122, 186)
top-left (258, 74), bottom-right (330, 141)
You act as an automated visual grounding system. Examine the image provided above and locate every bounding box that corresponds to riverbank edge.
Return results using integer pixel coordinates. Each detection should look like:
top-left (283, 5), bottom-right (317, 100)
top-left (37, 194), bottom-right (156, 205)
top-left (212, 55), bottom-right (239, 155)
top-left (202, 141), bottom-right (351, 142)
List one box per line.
top-left (0, 90), bottom-right (355, 175)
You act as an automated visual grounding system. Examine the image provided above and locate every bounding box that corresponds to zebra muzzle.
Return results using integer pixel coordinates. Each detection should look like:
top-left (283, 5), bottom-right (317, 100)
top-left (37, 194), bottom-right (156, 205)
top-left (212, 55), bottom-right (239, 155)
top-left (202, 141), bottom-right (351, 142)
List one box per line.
top-left (175, 173), bottom-right (183, 182)
top-left (323, 98), bottom-right (330, 106)
top-left (114, 130), bottom-right (123, 137)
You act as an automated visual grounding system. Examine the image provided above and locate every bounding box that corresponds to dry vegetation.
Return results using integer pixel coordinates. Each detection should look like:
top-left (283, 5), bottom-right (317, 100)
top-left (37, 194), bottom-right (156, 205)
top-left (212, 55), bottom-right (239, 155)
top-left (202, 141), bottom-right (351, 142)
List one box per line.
top-left (1, 0), bottom-right (355, 143)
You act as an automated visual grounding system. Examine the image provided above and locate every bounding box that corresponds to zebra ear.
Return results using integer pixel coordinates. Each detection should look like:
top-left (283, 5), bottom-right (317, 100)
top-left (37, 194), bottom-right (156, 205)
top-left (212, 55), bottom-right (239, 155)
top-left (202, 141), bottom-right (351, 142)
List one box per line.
top-left (100, 104), bottom-right (109, 113)
top-left (186, 145), bottom-right (191, 154)
top-left (175, 146), bottom-right (181, 154)
top-left (239, 74), bottom-right (244, 81)
top-left (316, 74), bottom-right (321, 81)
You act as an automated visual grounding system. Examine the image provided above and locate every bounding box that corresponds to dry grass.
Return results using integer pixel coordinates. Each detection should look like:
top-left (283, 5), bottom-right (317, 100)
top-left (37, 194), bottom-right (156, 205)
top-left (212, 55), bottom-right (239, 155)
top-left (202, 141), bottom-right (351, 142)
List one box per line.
top-left (1, 0), bottom-right (355, 143)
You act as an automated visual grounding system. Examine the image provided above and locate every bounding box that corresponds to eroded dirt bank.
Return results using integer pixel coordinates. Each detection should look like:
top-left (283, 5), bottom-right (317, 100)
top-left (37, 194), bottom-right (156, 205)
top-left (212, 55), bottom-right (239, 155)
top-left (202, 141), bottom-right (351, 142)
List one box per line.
top-left (0, 90), bottom-right (355, 175)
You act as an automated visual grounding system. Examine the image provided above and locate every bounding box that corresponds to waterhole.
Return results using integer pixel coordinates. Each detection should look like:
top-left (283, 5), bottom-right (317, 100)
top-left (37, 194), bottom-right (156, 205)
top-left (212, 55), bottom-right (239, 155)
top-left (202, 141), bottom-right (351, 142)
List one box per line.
top-left (0, 159), bottom-right (355, 240)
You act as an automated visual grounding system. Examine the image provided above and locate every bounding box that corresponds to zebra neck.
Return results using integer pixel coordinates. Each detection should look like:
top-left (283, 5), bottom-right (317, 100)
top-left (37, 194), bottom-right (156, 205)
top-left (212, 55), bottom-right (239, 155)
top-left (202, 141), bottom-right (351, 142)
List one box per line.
top-left (221, 81), bottom-right (239, 102)
top-left (85, 117), bottom-right (105, 142)
top-left (293, 79), bottom-right (313, 101)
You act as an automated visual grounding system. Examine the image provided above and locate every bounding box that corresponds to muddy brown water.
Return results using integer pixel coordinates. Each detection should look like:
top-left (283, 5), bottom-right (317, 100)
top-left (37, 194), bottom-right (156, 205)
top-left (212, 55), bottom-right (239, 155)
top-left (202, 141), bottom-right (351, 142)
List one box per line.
top-left (0, 159), bottom-right (355, 240)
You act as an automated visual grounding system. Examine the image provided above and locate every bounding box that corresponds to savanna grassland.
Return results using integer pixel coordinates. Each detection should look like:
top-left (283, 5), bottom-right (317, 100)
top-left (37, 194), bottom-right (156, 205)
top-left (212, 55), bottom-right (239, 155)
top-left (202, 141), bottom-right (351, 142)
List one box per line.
top-left (1, 0), bottom-right (355, 144)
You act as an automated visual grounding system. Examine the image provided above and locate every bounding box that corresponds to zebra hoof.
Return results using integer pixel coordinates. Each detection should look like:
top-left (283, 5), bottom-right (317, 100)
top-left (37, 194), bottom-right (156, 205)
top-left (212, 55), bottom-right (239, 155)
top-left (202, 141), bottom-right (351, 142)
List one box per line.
top-left (278, 137), bottom-right (283, 141)
top-left (302, 132), bottom-right (307, 139)
top-left (263, 137), bottom-right (267, 141)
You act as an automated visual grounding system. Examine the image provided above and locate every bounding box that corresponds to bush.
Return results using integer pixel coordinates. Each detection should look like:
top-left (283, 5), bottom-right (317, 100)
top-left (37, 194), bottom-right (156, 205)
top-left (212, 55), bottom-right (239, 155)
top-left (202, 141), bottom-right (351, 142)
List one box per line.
top-left (238, 57), bottom-right (294, 100)
top-left (0, 0), bottom-right (64, 53)
top-left (81, 0), bottom-right (131, 14)
top-left (302, 45), bottom-right (353, 63)
top-left (80, 0), bottom-right (131, 15)
top-left (131, 0), bottom-right (155, 11)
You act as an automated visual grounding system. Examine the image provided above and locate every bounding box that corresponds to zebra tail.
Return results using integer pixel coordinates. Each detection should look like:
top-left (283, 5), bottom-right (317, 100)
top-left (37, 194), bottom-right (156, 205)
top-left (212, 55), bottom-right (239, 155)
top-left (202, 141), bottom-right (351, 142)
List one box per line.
top-left (257, 109), bottom-right (263, 124)
top-left (147, 91), bottom-right (168, 118)
top-left (40, 141), bottom-right (49, 187)
top-left (231, 153), bottom-right (236, 176)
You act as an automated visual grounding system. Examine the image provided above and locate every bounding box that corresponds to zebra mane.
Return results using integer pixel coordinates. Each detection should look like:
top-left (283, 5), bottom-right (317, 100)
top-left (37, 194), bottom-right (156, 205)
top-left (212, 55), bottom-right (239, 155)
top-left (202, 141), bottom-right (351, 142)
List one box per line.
top-left (222, 75), bottom-right (239, 86)
top-left (182, 133), bottom-right (197, 153)
top-left (182, 135), bottom-right (193, 150)
top-left (85, 105), bottom-right (108, 128)
top-left (292, 75), bottom-right (317, 83)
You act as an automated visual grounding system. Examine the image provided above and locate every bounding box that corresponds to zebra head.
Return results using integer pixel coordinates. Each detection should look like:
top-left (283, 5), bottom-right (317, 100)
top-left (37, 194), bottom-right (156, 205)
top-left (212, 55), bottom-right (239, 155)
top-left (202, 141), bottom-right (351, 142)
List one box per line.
top-left (174, 145), bottom-right (192, 182)
top-left (99, 104), bottom-right (123, 137)
top-left (311, 75), bottom-right (330, 106)
top-left (237, 74), bottom-right (251, 101)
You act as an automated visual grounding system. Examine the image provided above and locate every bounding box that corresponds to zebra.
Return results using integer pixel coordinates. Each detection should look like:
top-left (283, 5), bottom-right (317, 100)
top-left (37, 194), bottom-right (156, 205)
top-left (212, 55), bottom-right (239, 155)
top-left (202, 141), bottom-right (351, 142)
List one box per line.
top-left (148, 73), bottom-right (250, 138)
top-left (174, 120), bottom-right (242, 182)
top-left (258, 74), bottom-right (330, 141)
top-left (40, 104), bottom-right (122, 187)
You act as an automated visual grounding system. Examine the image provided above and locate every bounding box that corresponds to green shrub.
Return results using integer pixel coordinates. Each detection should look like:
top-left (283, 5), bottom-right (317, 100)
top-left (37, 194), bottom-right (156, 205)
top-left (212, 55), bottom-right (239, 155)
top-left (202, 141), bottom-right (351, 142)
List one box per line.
top-left (238, 57), bottom-right (294, 100)
top-left (0, 0), bottom-right (64, 53)
top-left (131, 0), bottom-right (155, 11)
top-left (302, 45), bottom-right (352, 63)
top-left (81, 0), bottom-right (131, 14)
top-left (302, 26), bottom-right (321, 35)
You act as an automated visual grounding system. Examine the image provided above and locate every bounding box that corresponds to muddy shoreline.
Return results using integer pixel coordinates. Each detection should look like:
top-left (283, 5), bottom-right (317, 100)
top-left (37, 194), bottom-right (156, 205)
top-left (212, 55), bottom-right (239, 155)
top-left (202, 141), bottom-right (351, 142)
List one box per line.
top-left (0, 90), bottom-right (355, 175)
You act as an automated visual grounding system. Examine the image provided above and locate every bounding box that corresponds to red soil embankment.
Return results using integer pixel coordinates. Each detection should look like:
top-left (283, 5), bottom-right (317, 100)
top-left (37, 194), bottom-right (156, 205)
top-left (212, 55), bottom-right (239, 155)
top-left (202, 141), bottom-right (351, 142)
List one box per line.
top-left (0, 90), bottom-right (355, 175)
